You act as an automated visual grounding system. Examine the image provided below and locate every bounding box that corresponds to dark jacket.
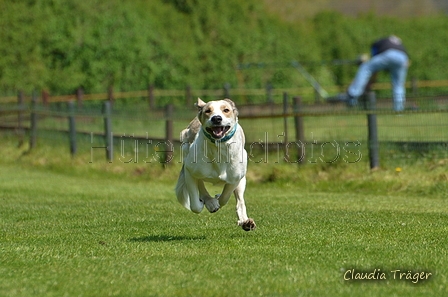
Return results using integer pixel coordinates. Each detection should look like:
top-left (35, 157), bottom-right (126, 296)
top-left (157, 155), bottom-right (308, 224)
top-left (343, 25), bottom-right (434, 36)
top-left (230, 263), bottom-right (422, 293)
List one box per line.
top-left (371, 36), bottom-right (407, 56)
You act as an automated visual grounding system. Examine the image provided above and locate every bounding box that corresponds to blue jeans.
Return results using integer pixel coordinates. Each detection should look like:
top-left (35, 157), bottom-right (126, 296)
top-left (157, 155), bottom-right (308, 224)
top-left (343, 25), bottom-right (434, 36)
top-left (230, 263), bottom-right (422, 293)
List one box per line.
top-left (347, 49), bottom-right (409, 111)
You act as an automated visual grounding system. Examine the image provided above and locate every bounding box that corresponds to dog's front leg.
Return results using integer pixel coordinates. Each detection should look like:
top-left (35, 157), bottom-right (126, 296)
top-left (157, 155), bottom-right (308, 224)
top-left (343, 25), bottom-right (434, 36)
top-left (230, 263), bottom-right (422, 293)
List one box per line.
top-left (217, 183), bottom-right (238, 208)
top-left (198, 180), bottom-right (220, 213)
top-left (233, 176), bottom-right (248, 223)
top-left (184, 169), bottom-right (204, 214)
top-left (233, 177), bottom-right (256, 231)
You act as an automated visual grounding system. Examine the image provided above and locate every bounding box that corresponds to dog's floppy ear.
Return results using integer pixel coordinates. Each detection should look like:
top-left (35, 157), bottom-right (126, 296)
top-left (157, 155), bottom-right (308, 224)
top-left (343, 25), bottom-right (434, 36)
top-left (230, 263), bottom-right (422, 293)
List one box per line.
top-left (195, 98), bottom-right (206, 111)
top-left (224, 98), bottom-right (239, 118)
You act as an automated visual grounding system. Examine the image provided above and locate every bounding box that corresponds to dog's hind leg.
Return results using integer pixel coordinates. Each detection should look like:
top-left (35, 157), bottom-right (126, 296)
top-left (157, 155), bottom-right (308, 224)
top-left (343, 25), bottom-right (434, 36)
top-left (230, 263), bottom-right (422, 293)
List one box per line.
top-left (175, 166), bottom-right (191, 210)
top-left (198, 180), bottom-right (220, 213)
top-left (233, 177), bottom-right (256, 231)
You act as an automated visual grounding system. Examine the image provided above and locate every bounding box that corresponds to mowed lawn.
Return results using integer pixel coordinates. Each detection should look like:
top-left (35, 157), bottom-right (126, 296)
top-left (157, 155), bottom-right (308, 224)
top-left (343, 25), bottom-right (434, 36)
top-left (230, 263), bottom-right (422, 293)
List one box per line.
top-left (1, 163), bottom-right (447, 297)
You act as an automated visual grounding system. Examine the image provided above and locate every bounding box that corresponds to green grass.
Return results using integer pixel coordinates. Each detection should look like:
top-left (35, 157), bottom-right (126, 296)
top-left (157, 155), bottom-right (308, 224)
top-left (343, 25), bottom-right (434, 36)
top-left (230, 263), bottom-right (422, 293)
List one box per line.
top-left (1, 136), bottom-right (447, 296)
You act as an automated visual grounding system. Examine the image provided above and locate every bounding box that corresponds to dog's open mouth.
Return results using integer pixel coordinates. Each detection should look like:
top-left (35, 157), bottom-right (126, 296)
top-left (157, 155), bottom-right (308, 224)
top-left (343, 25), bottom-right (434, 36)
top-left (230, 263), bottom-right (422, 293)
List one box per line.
top-left (206, 126), bottom-right (231, 139)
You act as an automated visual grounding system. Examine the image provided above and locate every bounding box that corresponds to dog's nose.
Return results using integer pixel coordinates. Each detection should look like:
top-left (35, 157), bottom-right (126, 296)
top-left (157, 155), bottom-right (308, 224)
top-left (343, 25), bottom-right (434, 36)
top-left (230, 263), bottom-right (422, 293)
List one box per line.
top-left (211, 115), bottom-right (222, 124)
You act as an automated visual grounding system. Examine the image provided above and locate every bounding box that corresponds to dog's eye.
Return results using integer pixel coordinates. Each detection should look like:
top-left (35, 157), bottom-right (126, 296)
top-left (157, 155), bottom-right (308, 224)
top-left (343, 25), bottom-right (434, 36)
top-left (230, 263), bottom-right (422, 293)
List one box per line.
top-left (223, 108), bottom-right (230, 113)
top-left (204, 109), bottom-right (212, 114)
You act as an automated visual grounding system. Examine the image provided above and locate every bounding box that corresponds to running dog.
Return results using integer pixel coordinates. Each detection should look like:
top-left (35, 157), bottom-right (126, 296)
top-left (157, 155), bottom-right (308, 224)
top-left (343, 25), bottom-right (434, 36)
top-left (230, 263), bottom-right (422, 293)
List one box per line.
top-left (175, 98), bottom-right (256, 231)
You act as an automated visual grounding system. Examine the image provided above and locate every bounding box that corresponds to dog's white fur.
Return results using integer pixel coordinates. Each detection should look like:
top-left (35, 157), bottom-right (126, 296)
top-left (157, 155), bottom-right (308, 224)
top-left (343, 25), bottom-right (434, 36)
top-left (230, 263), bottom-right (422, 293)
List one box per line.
top-left (175, 98), bottom-right (256, 231)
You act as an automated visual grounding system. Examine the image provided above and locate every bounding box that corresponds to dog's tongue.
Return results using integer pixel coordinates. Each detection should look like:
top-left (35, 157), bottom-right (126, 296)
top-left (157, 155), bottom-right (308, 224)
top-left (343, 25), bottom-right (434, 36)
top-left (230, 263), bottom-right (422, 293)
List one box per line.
top-left (211, 126), bottom-right (225, 138)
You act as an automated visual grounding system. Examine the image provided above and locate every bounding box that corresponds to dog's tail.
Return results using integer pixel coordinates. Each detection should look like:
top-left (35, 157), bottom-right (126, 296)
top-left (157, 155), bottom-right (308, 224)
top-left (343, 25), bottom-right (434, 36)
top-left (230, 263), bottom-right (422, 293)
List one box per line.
top-left (175, 165), bottom-right (191, 210)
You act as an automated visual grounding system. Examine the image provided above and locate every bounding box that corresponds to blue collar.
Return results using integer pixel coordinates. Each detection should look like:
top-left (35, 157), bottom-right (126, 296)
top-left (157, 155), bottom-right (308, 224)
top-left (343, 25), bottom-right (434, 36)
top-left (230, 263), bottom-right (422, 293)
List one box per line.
top-left (202, 124), bottom-right (238, 144)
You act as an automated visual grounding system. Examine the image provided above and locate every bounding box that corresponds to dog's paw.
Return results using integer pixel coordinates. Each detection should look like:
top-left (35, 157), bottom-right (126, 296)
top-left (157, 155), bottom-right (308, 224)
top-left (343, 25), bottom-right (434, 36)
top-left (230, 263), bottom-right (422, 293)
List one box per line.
top-left (204, 198), bottom-right (220, 213)
top-left (239, 218), bottom-right (256, 231)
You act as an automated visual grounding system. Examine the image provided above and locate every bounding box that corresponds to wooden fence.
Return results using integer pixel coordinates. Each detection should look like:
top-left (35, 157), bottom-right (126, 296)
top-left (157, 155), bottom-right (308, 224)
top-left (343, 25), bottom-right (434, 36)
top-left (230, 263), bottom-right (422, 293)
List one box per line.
top-left (1, 84), bottom-right (448, 169)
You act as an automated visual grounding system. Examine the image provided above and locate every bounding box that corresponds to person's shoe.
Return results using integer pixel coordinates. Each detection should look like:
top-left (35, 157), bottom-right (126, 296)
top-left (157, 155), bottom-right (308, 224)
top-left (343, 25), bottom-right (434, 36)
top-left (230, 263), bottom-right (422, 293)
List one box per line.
top-left (326, 93), bottom-right (358, 107)
top-left (326, 93), bottom-right (348, 103)
top-left (346, 96), bottom-right (358, 107)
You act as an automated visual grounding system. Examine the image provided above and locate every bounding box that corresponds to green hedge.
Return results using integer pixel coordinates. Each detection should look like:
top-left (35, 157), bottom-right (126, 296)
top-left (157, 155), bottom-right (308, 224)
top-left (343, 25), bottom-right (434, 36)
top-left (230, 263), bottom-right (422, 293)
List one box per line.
top-left (0, 0), bottom-right (447, 96)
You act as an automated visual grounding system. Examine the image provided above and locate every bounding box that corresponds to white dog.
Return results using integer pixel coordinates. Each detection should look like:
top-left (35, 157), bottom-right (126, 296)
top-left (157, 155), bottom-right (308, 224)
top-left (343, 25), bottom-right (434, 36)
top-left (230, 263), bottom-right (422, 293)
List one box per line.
top-left (175, 98), bottom-right (256, 231)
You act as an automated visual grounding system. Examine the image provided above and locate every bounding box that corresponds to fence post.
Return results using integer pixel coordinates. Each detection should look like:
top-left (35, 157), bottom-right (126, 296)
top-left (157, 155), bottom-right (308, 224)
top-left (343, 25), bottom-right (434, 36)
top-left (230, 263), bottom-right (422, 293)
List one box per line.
top-left (107, 86), bottom-right (114, 107)
top-left (412, 77), bottom-right (418, 96)
top-left (148, 84), bottom-right (155, 110)
top-left (223, 83), bottom-right (231, 99)
top-left (76, 88), bottom-right (83, 108)
top-left (41, 89), bottom-right (49, 106)
top-left (29, 90), bottom-right (38, 150)
top-left (165, 104), bottom-right (174, 165)
top-left (293, 96), bottom-right (306, 164)
top-left (267, 83), bottom-right (273, 104)
top-left (366, 91), bottom-right (379, 170)
top-left (185, 85), bottom-right (192, 108)
top-left (103, 101), bottom-right (113, 162)
top-left (283, 92), bottom-right (288, 144)
top-left (68, 100), bottom-right (77, 156)
top-left (17, 91), bottom-right (25, 146)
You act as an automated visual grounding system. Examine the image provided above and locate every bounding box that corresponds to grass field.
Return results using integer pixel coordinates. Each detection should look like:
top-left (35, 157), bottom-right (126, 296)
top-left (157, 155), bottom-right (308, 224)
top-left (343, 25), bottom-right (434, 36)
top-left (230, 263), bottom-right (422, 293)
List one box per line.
top-left (1, 136), bottom-right (447, 297)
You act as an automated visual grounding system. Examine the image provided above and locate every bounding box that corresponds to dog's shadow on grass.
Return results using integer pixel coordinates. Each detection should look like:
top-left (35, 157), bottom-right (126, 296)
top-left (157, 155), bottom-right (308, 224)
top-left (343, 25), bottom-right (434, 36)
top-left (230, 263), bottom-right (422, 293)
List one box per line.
top-left (130, 234), bottom-right (206, 243)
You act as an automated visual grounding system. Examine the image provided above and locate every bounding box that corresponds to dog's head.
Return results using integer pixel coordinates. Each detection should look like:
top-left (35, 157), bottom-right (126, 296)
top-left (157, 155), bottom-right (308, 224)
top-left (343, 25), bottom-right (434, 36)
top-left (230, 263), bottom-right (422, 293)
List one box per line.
top-left (196, 98), bottom-right (239, 140)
